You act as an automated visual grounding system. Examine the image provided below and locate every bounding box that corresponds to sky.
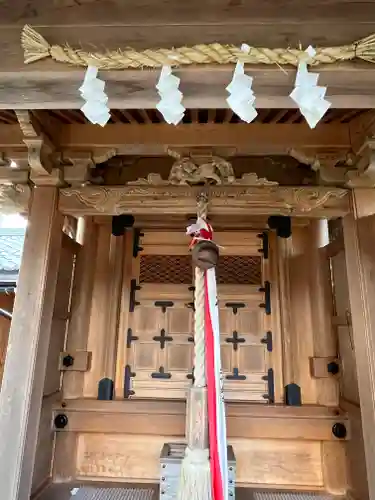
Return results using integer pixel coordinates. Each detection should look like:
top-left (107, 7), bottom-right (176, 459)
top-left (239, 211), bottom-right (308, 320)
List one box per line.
top-left (0, 214), bottom-right (27, 229)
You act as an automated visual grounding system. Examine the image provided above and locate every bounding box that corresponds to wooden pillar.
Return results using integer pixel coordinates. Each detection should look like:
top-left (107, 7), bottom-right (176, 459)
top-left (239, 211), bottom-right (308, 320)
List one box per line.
top-left (307, 220), bottom-right (338, 407)
top-left (115, 230), bottom-right (134, 398)
top-left (343, 190), bottom-right (375, 500)
top-left (285, 225), bottom-right (318, 404)
top-left (0, 187), bottom-right (63, 500)
top-left (62, 217), bottom-right (98, 399)
top-left (83, 224), bottom-right (124, 399)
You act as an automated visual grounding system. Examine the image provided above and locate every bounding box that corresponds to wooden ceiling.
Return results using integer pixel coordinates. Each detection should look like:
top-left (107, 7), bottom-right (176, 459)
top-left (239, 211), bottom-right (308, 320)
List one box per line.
top-left (0, 109), bottom-right (369, 126)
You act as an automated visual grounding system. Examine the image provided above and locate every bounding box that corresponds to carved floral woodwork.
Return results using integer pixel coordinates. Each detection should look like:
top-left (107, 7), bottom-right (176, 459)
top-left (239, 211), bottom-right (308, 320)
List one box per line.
top-left (59, 185), bottom-right (349, 218)
top-left (346, 138), bottom-right (375, 188)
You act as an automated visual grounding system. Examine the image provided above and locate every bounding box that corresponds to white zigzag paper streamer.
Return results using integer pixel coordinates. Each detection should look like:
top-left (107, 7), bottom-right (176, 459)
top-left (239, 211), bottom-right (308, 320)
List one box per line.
top-left (289, 46), bottom-right (331, 129)
top-left (156, 65), bottom-right (185, 125)
top-left (226, 44), bottom-right (257, 123)
top-left (79, 66), bottom-right (110, 127)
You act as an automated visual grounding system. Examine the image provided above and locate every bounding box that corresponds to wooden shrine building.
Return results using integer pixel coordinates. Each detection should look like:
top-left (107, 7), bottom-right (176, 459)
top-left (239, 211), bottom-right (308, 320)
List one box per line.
top-left (2, 2), bottom-right (375, 500)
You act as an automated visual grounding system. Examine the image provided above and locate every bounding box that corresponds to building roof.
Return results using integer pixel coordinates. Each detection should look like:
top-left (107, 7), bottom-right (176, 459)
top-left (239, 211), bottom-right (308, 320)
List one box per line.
top-left (0, 228), bottom-right (26, 286)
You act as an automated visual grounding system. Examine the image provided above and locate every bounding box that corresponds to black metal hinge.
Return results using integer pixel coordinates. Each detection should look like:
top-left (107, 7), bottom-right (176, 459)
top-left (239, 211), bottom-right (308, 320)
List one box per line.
top-left (257, 232), bottom-right (269, 259)
top-left (226, 367), bottom-right (246, 380)
top-left (129, 279), bottom-right (141, 312)
top-left (151, 366), bottom-right (172, 379)
top-left (259, 281), bottom-right (271, 315)
top-left (261, 331), bottom-right (273, 352)
top-left (262, 368), bottom-right (275, 403)
top-left (225, 302), bottom-right (245, 315)
top-left (124, 364), bottom-right (135, 399)
top-left (186, 367), bottom-right (195, 383)
top-left (154, 301), bottom-right (174, 313)
top-left (133, 228), bottom-right (144, 258)
top-left (126, 328), bottom-right (139, 348)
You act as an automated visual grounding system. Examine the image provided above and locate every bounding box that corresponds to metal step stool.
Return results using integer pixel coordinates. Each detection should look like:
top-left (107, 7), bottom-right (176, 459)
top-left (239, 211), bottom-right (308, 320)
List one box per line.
top-left (160, 443), bottom-right (236, 500)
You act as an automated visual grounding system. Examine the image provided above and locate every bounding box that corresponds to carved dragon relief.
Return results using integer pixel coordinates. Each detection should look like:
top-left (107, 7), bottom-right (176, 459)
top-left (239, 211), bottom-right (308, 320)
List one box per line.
top-left (128, 151), bottom-right (278, 187)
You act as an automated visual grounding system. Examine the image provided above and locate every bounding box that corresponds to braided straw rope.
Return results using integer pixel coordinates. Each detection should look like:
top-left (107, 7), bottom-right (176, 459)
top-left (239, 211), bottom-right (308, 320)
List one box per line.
top-left (21, 24), bottom-right (375, 69)
top-left (192, 194), bottom-right (209, 388)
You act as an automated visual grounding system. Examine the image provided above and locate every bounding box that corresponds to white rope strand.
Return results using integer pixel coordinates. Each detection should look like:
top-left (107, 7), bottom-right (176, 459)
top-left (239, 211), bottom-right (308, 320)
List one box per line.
top-left (193, 193), bottom-right (208, 388)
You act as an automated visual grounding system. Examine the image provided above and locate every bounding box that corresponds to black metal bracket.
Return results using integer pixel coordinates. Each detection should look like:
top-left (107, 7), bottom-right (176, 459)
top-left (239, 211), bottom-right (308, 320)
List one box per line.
top-left (188, 336), bottom-right (194, 343)
top-left (261, 331), bottom-right (273, 352)
top-left (126, 328), bottom-right (139, 348)
top-left (153, 329), bottom-right (173, 349)
top-left (327, 361), bottom-right (340, 375)
top-left (133, 228), bottom-right (144, 258)
top-left (268, 216), bottom-right (292, 239)
top-left (262, 368), bottom-right (275, 403)
top-left (285, 383), bottom-right (302, 406)
top-left (226, 367), bottom-right (246, 380)
top-left (332, 422), bottom-right (347, 439)
top-left (54, 414), bottom-right (69, 430)
top-left (225, 302), bottom-right (245, 315)
top-left (129, 279), bottom-right (141, 312)
top-left (257, 232), bottom-right (269, 259)
top-left (62, 354), bottom-right (75, 367)
top-left (98, 377), bottom-right (114, 400)
top-left (154, 301), bottom-right (174, 313)
top-left (112, 215), bottom-right (135, 237)
top-left (226, 331), bottom-right (245, 351)
top-left (151, 366), bottom-right (172, 379)
top-left (259, 281), bottom-right (271, 315)
top-left (124, 365), bottom-right (136, 399)
top-left (185, 301), bottom-right (195, 311)
top-left (186, 367), bottom-right (195, 383)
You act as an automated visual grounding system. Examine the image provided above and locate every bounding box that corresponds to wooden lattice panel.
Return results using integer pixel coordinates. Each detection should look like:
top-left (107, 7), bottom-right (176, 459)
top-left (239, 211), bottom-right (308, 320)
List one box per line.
top-left (139, 255), bottom-right (261, 285)
top-left (217, 256), bottom-right (261, 285)
top-left (140, 255), bottom-right (193, 284)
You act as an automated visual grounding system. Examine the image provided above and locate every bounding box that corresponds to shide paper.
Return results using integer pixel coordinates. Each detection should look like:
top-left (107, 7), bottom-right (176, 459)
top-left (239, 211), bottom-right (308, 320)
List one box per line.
top-left (289, 46), bottom-right (331, 129)
top-left (156, 65), bottom-right (185, 125)
top-left (79, 66), bottom-right (110, 127)
top-left (226, 44), bottom-right (257, 123)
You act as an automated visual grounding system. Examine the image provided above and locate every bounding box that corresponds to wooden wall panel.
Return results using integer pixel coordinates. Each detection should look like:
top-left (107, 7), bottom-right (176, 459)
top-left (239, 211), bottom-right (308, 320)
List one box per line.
top-left (0, 293), bottom-right (14, 387)
top-left (340, 401), bottom-right (367, 500)
top-left (343, 209), bottom-right (375, 500)
top-left (74, 433), bottom-right (324, 488)
top-left (31, 393), bottom-right (59, 493)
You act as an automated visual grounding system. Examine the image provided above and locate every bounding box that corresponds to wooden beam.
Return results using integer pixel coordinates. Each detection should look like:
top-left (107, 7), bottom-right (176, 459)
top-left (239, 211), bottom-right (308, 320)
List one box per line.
top-left (56, 123), bottom-right (351, 155)
top-left (2, 1), bottom-right (375, 29)
top-left (0, 187), bottom-right (64, 500)
top-left (1, 63), bottom-right (375, 109)
top-left (58, 185), bottom-right (350, 218)
top-left (343, 192), bottom-right (375, 500)
top-left (51, 398), bottom-right (349, 441)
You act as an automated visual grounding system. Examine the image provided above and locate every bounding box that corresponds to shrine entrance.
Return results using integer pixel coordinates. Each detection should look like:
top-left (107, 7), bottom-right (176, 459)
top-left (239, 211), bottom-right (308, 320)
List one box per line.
top-left (126, 229), bottom-right (274, 402)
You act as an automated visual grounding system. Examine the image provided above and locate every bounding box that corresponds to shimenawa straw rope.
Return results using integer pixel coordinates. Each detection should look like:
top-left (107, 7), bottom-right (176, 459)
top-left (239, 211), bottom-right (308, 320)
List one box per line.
top-left (21, 24), bottom-right (375, 70)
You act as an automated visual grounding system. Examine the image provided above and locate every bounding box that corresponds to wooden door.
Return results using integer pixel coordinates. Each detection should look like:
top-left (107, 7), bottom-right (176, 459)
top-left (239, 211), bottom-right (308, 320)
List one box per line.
top-left (125, 230), bottom-right (271, 402)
